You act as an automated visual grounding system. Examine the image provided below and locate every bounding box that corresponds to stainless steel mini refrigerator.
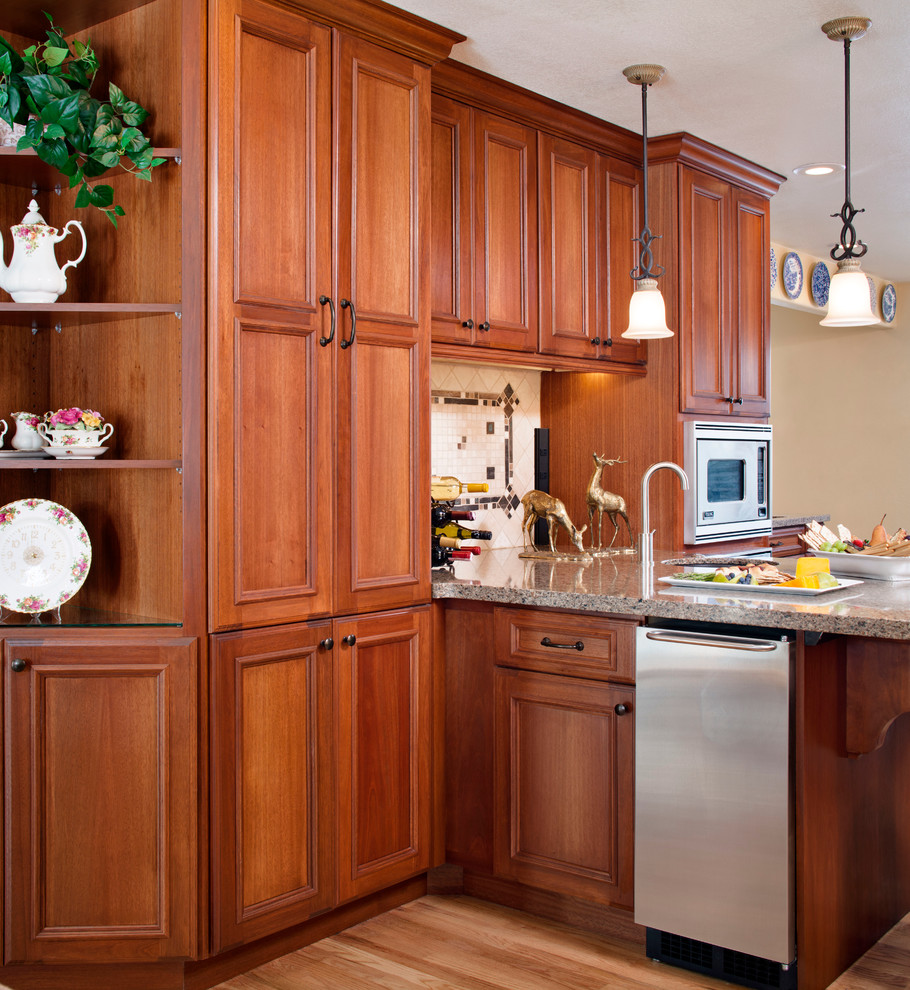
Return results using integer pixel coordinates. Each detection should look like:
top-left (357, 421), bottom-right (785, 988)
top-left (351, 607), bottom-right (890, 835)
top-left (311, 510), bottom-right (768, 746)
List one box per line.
top-left (634, 624), bottom-right (796, 990)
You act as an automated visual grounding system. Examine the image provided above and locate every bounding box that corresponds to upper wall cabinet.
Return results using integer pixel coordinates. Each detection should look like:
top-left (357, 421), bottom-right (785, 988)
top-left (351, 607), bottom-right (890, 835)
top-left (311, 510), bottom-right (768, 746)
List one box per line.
top-left (209, 0), bottom-right (456, 630)
top-left (430, 61), bottom-right (647, 375)
top-left (648, 136), bottom-right (784, 419)
top-left (431, 95), bottom-right (539, 352)
top-left (537, 134), bottom-right (645, 367)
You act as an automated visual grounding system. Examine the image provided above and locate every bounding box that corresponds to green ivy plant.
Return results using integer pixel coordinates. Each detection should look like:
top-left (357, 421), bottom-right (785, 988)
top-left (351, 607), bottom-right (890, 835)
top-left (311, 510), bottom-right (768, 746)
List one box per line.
top-left (0, 13), bottom-right (164, 226)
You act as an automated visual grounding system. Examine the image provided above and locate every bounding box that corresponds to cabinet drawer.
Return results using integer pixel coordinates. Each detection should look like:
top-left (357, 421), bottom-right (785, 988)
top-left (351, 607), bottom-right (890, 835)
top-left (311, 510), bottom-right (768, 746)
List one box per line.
top-left (494, 607), bottom-right (636, 682)
top-left (770, 525), bottom-right (806, 557)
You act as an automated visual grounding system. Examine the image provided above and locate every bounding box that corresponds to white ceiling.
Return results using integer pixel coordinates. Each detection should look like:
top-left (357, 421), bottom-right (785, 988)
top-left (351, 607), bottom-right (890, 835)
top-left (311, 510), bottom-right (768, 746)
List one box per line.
top-left (396, 0), bottom-right (910, 282)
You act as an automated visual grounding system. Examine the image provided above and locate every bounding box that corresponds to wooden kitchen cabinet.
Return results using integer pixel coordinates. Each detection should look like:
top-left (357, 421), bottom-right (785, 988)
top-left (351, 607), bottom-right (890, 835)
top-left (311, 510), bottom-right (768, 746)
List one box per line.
top-left (677, 168), bottom-right (771, 418)
top-left (538, 134), bottom-right (645, 367)
top-left (430, 94), bottom-right (538, 352)
top-left (335, 607), bottom-right (433, 903)
top-left (3, 638), bottom-right (197, 964)
top-left (210, 0), bottom-right (431, 630)
top-left (210, 622), bottom-right (335, 952)
top-left (493, 666), bottom-right (635, 907)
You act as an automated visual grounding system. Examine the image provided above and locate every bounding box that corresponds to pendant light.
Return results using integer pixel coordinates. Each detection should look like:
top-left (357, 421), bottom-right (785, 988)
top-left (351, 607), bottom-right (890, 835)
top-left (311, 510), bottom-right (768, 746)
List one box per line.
top-left (622, 64), bottom-right (672, 340)
top-left (820, 17), bottom-right (880, 327)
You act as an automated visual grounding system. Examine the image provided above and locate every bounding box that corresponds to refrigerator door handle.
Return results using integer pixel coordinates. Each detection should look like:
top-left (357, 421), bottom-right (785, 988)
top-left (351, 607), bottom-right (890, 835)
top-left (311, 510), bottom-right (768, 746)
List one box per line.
top-left (644, 629), bottom-right (780, 652)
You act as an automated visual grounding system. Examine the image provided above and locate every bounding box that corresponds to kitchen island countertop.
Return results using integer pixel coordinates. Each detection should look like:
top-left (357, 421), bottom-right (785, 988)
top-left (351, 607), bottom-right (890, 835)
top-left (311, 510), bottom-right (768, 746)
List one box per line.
top-left (432, 547), bottom-right (910, 640)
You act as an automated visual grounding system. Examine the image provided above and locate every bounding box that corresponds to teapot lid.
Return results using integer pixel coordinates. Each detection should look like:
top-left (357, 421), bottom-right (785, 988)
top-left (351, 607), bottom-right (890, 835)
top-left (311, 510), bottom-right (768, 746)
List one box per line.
top-left (20, 199), bottom-right (46, 225)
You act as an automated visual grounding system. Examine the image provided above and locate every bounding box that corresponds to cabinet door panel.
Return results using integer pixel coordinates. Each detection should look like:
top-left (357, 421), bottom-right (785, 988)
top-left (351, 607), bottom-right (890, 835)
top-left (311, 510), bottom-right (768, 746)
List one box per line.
top-left (4, 639), bottom-right (196, 964)
top-left (229, 0), bottom-right (331, 311)
top-left (474, 111), bottom-right (538, 351)
top-left (211, 623), bottom-right (334, 951)
top-left (494, 668), bottom-right (633, 907)
top-left (734, 190), bottom-right (771, 416)
top-left (539, 135), bottom-right (596, 358)
top-left (599, 157), bottom-right (647, 365)
top-left (211, 0), bottom-right (334, 630)
top-left (335, 608), bottom-right (431, 902)
top-left (336, 34), bottom-right (427, 332)
top-left (679, 170), bottom-right (732, 414)
top-left (431, 95), bottom-right (474, 345)
top-left (335, 333), bottom-right (429, 614)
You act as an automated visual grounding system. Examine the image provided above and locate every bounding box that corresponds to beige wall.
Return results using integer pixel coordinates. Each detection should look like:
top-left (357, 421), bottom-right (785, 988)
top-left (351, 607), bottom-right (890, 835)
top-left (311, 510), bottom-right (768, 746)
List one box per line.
top-left (770, 285), bottom-right (909, 538)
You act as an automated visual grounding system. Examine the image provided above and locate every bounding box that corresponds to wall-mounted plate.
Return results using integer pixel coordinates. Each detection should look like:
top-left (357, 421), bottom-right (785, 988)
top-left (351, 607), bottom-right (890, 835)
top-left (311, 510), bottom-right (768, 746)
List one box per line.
top-left (867, 275), bottom-right (877, 314)
top-left (810, 262), bottom-right (830, 307)
top-left (770, 247), bottom-right (777, 290)
top-left (782, 252), bottom-right (803, 299)
top-left (882, 283), bottom-right (897, 324)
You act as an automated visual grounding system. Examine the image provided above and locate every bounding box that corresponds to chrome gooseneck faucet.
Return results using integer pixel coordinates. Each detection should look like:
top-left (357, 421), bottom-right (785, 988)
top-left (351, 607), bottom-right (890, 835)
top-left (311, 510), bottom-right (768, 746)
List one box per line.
top-left (639, 461), bottom-right (689, 569)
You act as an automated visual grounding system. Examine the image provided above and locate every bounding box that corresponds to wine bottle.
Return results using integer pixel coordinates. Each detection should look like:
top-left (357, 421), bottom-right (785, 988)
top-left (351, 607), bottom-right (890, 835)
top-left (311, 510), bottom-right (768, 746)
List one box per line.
top-left (432, 545), bottom-right (474, 567)
top-left (433, 535), bottom-right (481, 555)
top-left (431, 505), bottom-right (475, 526)
top-left (431, 475), bottom-right (489, 501)
top-left (434, 522), bottom-right (493, 541)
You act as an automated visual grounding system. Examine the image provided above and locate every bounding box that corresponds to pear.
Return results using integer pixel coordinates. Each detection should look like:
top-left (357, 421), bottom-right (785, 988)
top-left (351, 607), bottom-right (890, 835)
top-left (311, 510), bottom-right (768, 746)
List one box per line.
top-left (870, 514), bottom-right (889, 546)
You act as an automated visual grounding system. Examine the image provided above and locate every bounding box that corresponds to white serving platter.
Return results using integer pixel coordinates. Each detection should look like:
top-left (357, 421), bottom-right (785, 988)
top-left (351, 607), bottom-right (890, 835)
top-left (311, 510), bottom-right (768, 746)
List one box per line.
top-left (660, 572), bottom-right (863, 596)
top-left (809, 549), bottom-right (910, 583)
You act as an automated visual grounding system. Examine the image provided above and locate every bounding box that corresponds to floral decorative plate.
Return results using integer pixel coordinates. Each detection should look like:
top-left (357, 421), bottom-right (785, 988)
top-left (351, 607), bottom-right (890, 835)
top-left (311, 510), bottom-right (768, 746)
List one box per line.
top-left (0, 498), bottom-right (92, 613)
top-left (810, 262), bottom-right (830, 307)
top-left (882, 283), bottom-right (897, 324)
top-left (867, 276), bottom-right (877, 314)
top-left (770, 247), bottom-right (777, 290)
top-left (782, 252), bottom-right (803, 299)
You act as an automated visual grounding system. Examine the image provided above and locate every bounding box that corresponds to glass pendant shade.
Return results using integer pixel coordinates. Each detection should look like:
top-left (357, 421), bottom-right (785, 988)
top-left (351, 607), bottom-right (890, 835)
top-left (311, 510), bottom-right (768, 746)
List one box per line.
top-left (820, 258), bottom-right (880, 326)
top-left (623, 278), bottom-right (672, 339)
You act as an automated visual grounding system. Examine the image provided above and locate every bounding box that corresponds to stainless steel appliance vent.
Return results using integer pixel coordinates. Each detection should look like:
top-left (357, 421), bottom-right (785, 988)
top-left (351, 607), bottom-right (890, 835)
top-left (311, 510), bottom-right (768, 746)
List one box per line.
top-left (646, 929), bottom-right (797, 990)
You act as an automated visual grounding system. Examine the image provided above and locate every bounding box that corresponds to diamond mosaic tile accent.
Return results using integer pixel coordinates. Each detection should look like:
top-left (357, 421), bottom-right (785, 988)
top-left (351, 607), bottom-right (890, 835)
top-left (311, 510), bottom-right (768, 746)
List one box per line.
top-left (431, 361), bottom-right (541, 549)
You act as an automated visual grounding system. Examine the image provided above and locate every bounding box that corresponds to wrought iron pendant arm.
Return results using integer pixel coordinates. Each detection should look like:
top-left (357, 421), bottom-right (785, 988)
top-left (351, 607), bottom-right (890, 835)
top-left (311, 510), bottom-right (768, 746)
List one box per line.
top-left (626, 71), bottom-right (665, 281)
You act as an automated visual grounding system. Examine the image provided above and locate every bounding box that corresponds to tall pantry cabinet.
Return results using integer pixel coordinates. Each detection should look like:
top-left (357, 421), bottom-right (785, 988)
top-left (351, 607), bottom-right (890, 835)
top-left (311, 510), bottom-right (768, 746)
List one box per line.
top-left (208, 0), bottom-right (460, 953)
top-left (0, 0), bottom-right (204, 974)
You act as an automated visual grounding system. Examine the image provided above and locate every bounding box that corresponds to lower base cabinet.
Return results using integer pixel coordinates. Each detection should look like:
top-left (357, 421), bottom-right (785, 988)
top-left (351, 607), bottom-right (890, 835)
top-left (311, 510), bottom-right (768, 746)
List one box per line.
top-left (2, 638), bottom-right (197, 965)
top-left (211, 606), bottom-right (432, 951)
top-left (493, 667), bottom-right (634, 907)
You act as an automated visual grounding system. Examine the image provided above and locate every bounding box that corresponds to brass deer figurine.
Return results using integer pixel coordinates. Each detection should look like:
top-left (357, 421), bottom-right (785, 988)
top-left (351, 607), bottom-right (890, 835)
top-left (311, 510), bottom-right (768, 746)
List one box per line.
top-left (520, 489), bottom-right (588, 554)
top-left (586, 453), bottom-right (633, 549)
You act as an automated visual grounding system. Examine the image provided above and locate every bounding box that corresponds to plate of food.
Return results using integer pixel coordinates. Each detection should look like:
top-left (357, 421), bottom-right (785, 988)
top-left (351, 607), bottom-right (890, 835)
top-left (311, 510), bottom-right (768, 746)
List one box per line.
top-left (802, 518), bottom-right (910, 582)
top-left (660, 565), bottom-right (862, 596)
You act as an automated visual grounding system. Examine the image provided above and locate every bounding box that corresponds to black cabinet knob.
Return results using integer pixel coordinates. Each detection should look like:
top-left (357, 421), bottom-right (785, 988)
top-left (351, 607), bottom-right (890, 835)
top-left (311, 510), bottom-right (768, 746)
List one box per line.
top-left (11, 658), bottom-right (27, 673)
top-left (462, 319), bottom-right (474, 329)
top-left (591, 336), bottom-right (601, 346)
top-left (478, 321), bottom-right (490, 332)
top-left (342, 635), bottom-right (356, 646)
top-left (614, 703), bottom-right (631, 716)
top-left (320, 638), bottom-right (334, 651)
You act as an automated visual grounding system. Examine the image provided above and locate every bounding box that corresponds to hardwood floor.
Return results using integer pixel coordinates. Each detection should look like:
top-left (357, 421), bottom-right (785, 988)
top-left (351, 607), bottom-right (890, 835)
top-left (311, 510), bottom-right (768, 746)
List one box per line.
top-left (211, 894), bottom-right (910, 990)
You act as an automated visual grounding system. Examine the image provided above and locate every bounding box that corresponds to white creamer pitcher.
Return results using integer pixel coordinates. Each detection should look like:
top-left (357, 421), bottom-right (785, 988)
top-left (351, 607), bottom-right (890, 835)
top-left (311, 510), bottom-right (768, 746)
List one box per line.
top-left (0, 199), bottom-right (87, 303)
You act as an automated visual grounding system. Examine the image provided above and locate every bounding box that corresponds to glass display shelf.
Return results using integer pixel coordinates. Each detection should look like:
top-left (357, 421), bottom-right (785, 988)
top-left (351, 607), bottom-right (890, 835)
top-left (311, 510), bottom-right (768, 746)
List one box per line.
top-left (0, 604), bottom-right (181, 627)
top-left (0, 458), bottom-right (182, 469)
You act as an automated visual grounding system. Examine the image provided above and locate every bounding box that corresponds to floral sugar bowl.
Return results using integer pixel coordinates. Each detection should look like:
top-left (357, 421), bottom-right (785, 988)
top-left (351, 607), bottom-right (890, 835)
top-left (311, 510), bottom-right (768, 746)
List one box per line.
top-left (39, 407), bottom-right (114, 458)
top-left (10, 412), bottom-right (43, 451)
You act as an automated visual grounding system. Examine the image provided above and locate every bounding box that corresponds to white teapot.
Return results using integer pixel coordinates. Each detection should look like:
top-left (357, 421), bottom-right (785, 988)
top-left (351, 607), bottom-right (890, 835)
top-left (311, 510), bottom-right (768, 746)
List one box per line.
top-left (0, 199), bottom-right (87, 303)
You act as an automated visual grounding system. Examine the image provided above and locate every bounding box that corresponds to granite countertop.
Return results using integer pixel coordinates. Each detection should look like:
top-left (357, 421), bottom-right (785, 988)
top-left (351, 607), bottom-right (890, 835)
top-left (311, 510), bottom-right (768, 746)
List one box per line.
top-left (432, 547), bottom-right (910, 641)
top-left (773, 513), bottom-right (830, 528)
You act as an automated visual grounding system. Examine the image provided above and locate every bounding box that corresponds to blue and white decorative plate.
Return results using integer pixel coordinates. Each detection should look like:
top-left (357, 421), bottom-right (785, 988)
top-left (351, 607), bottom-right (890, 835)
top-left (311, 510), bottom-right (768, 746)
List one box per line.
top-left (782, 252), bottom-right (803, 299)
top-left (867, 276), bottom-right (877, 313)
top-left (882, 283), bottom-right (897, 324)
top-left (810, 262), bottom-right (830, 307)
top-left (770, 247), bottom-right (777, 290)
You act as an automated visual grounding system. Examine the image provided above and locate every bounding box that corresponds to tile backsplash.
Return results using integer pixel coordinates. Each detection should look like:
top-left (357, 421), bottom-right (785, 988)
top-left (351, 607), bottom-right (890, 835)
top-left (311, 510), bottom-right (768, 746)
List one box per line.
top-left (431, 362), bottom-right (541, 549)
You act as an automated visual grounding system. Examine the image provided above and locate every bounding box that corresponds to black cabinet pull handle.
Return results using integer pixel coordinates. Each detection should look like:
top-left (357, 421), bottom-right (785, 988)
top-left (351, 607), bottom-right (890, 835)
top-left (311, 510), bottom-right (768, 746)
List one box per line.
top-left (342, 635), bottom-right (356, 646)
top-left (478, 321), bottom-right (490, 332)
top-left (11, 658), bottom-right (27, 672)
top-left (318, 294), bottom-right (335, 346)
top-left (540, 637), bottom-right (584, 651)
top-left (462, 319), bottom-right (474, 329)
top-left (320, 638), bottom-right (334, 651)
top-left (614, 703), bottom-right (631, 716)
top-left (339, 298), bottom-right (357, 349)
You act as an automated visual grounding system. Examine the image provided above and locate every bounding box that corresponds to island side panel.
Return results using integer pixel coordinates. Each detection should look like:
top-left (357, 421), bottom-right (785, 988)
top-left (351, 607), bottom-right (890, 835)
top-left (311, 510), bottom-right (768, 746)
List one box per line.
top-left (795, 634), bottom-right (910, 990)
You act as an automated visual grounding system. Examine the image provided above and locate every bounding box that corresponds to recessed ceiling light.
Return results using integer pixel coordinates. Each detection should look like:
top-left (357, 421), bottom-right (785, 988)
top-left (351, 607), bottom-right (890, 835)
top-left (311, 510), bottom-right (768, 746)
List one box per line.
top-left (792, 162), bottom-right (845, 176)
